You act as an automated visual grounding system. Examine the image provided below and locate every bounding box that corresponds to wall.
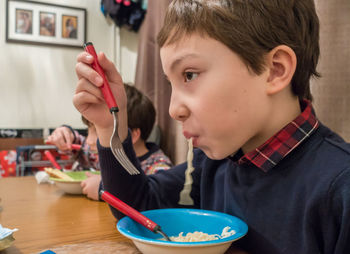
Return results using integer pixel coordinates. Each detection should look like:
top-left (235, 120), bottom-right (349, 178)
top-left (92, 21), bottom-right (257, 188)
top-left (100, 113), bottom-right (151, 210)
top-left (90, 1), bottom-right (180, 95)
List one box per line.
top-left (0, 0), bottom-right (138, 134)
top-left (311, 0), bottom-right (350, 141)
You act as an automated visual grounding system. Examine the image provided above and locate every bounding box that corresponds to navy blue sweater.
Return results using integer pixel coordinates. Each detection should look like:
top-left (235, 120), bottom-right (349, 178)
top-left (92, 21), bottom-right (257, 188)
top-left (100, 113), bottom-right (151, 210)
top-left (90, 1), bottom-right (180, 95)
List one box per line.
top-left (98, 123), bottom-right (350, 254)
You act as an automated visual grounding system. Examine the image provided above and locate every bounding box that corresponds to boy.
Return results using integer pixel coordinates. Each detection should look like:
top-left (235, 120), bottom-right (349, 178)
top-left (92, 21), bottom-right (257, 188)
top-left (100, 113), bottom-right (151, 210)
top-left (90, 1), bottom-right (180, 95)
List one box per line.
top-left (49, 84), bottom-right (172, 200)
top-left (73, 1), bottom-right (350, 253)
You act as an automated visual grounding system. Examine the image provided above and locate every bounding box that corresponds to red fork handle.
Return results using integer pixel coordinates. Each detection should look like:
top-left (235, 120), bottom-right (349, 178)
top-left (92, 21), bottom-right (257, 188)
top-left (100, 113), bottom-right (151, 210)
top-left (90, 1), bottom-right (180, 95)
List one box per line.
top-left (100, 190), bottom-right (158, 232)
top-left (44, 150), bottom-right (62, 170)
top-left (45, 141), bottom-right (81, 151)
top-left (70, 144), bottom-right (82, 150)
top-left (83, 42), bottom-right (118, 112)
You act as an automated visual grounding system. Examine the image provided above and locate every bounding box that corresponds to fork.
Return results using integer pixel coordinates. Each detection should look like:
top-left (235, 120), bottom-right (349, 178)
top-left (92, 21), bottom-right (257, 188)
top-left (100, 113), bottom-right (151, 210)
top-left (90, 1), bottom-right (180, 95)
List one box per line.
top-left (83, 42), bottom-right (140, 175)
top-left (44, 150), bottom-right (63, 170)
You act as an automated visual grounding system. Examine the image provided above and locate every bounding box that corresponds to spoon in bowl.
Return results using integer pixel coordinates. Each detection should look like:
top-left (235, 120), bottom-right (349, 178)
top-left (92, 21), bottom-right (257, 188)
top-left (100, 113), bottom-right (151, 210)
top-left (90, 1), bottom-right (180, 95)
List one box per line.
top-left (100, 190), bottom-right (171, 241)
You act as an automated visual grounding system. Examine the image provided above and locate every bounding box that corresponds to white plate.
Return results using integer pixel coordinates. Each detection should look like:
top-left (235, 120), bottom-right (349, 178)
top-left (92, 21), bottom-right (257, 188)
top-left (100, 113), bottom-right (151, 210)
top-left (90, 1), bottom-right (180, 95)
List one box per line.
top-left (54, 180), bottom-right (83, 194)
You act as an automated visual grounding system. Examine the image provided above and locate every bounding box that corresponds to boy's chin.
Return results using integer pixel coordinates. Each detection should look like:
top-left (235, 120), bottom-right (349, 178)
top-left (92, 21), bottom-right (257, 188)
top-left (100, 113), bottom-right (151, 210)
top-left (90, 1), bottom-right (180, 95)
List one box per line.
top-left (203, 148), bottom-right (234, 160)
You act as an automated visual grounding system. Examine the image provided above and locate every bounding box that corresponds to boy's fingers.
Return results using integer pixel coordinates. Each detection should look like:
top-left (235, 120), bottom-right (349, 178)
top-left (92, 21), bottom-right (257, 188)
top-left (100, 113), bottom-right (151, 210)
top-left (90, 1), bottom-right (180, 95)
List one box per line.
top-left (75, 61), bottom-right (103, 87)
top-left (81, 180), bottom-right (87, 188)
top-left (73, 92), bottom-right (104, 114)
top-left (85, 172), bottom-right (93, 177)
top-left (62, 131), bottom-right (72, 147)
top-left (75, 77), bottom-right (103, 95)
top-left (97, 52), bottom-right (123, 85)
top-left (75, 52), bottom-right (94, 79)
top-left (76, 51), bottom-right (120, 89)
top-left (56, 130), bottom-right (70, 150)
top-left (46, 136), bottom-right (53, 143)
top-left (76, 52), bottom-right (94, 65)
top-left (73, 78), bottom-right (108, 111)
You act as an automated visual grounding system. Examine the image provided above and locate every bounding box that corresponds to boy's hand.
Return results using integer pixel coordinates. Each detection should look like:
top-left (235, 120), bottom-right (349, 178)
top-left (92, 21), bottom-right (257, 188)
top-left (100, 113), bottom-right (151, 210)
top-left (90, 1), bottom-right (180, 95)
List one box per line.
top-left (73, 51), bottom-right (128, 147)
top-left (81, 172), bottom-right (102, 201)
top-left (46, 126), bottom-right (74, 152)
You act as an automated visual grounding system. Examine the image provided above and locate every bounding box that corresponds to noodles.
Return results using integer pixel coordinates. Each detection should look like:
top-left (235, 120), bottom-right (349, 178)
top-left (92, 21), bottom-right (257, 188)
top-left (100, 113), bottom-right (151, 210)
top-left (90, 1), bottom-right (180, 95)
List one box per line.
top-left (220, 226), bottom-right (236, 238)
top-left (178, 138), bottom-right (195, 205)
top-left (170, 231), bottom-right (219, 242)
top-left (166, 226), bottom-right (236, 242)
top-left (174, 139), bottom-right (238, 242)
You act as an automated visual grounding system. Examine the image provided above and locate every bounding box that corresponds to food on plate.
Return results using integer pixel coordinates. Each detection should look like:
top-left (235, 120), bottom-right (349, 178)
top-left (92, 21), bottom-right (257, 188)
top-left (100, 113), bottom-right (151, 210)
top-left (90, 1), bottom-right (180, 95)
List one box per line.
top-left (44, 167), bottom-right (74, 181)
top-left (167, 226), bottom-right (236, 242)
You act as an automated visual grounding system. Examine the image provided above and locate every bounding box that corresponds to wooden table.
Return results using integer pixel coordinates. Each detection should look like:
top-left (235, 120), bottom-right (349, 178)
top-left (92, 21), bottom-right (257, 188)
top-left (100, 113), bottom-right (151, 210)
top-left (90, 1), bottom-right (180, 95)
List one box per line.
top-left (0, 176), bottom-right (135, 254)
top-left (0, 177), bottom-right (248, 254)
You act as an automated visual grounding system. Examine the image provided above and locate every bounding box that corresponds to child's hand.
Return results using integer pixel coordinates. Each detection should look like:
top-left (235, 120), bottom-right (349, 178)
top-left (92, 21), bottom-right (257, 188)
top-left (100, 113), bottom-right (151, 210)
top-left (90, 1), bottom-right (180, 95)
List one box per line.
top-left (81, 172), bottom-right (102, 201)
top-left (73, 51), bottom-right (128, 146)
top-left (46, 126), bottom-right (74, 152)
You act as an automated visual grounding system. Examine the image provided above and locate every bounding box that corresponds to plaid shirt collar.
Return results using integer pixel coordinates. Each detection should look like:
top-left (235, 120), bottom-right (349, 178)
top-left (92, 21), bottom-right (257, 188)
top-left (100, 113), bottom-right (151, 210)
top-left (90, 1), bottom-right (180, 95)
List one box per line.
top-left (235, 100), bottom-right (319, 172)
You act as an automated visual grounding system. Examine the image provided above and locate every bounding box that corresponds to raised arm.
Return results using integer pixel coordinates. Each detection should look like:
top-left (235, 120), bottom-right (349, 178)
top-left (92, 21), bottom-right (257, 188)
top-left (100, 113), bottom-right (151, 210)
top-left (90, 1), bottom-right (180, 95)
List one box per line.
top-left (73, 50), bottom-right (128, 147)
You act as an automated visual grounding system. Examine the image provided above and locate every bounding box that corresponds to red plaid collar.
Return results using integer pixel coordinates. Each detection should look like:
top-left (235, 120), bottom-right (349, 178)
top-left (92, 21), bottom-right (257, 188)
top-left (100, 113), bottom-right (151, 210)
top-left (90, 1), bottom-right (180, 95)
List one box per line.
top-left (237, 100), bottom-right (319, 172)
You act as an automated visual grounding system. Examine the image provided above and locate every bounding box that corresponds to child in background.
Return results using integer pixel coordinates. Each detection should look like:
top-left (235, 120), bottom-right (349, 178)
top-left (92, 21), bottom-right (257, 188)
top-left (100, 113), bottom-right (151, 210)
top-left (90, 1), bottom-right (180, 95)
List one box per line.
top-left (46, 116), bottom-right (99, 171)
top-left (73, 1), bottom-right (350, 253)
top-left (124, 84), bottom-right (173, 175)
top-left (81, 83), bottom-right (173, 200)
top-left (48, 84), bottom-right (172, 200)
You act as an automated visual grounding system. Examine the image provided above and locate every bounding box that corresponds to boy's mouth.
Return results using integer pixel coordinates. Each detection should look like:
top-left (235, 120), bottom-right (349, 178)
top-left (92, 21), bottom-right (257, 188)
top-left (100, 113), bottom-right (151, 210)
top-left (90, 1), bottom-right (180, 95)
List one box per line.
top-left (183, 131), bottom-right (194, 140)
top-left (191, 137), bottom-right (199, 147)
top-left (183, 131), bottom-right (199, 146)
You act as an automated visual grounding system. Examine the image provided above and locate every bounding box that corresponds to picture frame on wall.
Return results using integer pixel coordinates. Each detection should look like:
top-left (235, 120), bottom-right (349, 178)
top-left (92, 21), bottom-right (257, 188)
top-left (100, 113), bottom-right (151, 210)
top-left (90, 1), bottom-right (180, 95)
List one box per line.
top-left (6, 0), bottom-right (86, 48)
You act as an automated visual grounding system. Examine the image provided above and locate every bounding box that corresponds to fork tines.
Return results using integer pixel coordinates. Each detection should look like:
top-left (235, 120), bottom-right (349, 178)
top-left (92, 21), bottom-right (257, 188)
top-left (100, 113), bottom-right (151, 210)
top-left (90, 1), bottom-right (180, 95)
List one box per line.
top-left (111, 146), bottom-right (140, 175)
top-left (110, 112), bottom-right (140, 175)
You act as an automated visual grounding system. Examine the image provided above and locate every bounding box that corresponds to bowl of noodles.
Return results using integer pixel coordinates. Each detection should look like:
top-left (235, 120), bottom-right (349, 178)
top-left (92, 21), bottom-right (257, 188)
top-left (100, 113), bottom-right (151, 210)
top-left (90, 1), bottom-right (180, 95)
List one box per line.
top-left (117, 208), bottom-right (248, 254)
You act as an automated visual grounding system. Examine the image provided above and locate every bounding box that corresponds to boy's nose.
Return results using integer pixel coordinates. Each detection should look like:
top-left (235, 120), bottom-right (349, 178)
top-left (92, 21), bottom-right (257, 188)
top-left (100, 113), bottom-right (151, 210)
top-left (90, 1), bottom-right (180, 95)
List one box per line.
top-left (169, 94), bottom-right (189, 122)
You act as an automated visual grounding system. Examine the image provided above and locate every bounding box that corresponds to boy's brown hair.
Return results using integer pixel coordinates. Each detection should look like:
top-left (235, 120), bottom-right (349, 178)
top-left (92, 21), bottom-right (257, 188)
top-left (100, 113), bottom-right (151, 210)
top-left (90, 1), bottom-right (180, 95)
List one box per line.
top-left (157, 0), bottom-right (320, 101)
top-left (124, 83), bottom-right (156, 141)
top-left (81, 85), bottom-right (156, 141)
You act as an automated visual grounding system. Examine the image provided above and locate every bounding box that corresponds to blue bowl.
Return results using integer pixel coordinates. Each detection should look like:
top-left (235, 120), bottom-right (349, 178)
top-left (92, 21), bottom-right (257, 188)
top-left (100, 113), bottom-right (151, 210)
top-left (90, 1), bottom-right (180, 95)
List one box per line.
top-left (117, 208), bottom-right (248, 254)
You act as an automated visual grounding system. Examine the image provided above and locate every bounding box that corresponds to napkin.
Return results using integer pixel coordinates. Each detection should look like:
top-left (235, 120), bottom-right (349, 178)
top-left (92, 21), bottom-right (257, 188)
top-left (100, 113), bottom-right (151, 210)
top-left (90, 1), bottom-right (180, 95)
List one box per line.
top-left (0, 224), bottom-right (18, 240)
top-left (35, 171), bottom-right (52, 184)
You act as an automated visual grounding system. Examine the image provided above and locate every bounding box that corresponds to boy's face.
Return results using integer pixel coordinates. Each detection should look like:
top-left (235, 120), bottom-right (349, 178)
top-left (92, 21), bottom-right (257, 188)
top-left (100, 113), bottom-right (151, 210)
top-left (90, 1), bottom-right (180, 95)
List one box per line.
top-left (160, 33), bottom-right (272, 159)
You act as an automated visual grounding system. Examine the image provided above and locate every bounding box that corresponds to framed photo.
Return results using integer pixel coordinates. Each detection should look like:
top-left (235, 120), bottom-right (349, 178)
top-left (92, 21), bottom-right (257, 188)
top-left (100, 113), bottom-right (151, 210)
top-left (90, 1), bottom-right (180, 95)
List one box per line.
top-left (6, 0), bottom-right (86, 48)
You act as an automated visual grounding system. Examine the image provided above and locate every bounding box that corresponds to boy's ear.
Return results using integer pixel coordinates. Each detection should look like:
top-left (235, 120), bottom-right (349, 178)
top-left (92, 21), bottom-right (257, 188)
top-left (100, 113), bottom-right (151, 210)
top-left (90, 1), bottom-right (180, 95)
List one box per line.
top-left (265, 45), bottom-right (296, 95)
top-left (131, 128), bottom-right (141, 144)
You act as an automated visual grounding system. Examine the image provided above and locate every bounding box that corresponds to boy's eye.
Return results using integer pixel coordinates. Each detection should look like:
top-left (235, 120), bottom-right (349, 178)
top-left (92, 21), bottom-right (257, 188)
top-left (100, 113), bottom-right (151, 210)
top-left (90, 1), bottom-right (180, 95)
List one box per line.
top-left (184, 72), bottom-right (198, 83)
